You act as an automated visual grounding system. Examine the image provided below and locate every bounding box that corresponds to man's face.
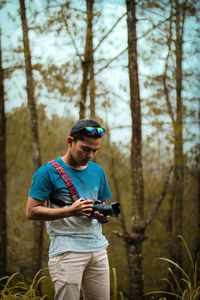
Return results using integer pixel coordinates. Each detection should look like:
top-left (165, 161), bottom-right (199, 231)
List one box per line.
top-left (69, 135), bottom-right (101, 167)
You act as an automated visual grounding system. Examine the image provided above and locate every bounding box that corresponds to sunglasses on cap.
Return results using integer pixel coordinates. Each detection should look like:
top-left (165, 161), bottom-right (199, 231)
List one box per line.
top-left (84, 127), bottom-right (105, 136)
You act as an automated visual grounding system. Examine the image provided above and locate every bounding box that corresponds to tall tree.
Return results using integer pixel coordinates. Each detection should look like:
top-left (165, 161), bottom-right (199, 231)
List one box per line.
top-left (163, 0), bottom-right (187, 270)
top-left (171, 0), bottom-right (185, 268)
top-left (125, 2), bottom-right (145, 298)
top-left (80, 0), bottom-right (94, 119)
top-left (89, 44), bottom-right (95, 119)
top-left (19, 0), bottom-right (43, 275)
top-left (115, 1), bottom-right (173, 298)
top-left (0, 28), bottom-right (7, 277)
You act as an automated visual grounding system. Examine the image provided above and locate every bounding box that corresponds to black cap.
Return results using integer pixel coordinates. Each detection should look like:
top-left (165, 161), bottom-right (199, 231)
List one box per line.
top-left (70, 119), bottom-right (102, 136)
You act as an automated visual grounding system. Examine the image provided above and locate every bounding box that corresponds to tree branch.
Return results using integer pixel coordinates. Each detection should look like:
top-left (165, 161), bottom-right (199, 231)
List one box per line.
top-left (62, 11), bottom-right (83, 64)
top-left (137, 13), bottom-right (175, 40)
top-left (94, 12), bottom-right (126, 53)
top-left (143, 166), bottom-right (173, 229)
top-left (94, 47), bottom-right (127, 77)
top-left (94, 11), bottom-right (178, 77)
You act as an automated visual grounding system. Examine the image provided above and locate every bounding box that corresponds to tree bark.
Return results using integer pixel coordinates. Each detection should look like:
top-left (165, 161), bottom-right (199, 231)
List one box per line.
top-left (172, 0), bottom-right (184, 266)
top-left (19, 0), bottom-right (43, 276)
top-left (195, 109), bottom-right (200, 258)
top-left (89, 49), bottom-right (95, 119)
top-left (162, 0), bottom-right (185, 274)
top-left (196, 143), bottom-right (200, 258)
top-left (126, 0), bottom-right (144, 222)
top-left (0, 29), bottom-right (7, 277)
top-left (124, 2), bottom-right (174, 298)
top-left (126, 0), bottom-right (145, 298)
top-left (169, 0), bottom-right (185, 273)
top-left (79, 0), bottom-right (94, 119)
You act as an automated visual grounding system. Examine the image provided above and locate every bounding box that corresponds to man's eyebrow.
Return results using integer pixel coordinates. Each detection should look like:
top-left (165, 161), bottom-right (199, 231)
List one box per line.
top-left (82, 145), bottom-right (99, 151)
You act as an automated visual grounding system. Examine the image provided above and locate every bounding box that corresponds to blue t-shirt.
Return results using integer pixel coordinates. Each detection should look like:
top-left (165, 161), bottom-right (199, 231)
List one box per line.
top-left (29, 157), bottom-right (112, 257)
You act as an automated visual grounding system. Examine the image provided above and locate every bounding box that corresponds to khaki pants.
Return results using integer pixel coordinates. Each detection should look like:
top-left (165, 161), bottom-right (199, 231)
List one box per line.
top-left (48, 248), bottom-right (110, 300)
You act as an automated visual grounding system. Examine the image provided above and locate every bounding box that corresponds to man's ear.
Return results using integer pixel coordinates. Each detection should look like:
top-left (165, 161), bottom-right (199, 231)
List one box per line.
top-left (67, 136), bottom-right (74, 147)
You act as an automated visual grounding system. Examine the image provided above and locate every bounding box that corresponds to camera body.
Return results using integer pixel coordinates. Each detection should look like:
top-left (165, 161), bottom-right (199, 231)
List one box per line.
top-left (91, 200), bottom-right (120, 217)
top-left (50, 198), bottom-right (120, 218)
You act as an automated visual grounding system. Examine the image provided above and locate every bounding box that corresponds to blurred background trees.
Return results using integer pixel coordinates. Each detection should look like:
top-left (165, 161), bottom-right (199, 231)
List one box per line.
top-left (0, 27), bottom-right (7, 278)
top-left (0, 0), bottom-right (199, 299)
top-left (19, 0), bottom-right (43, 277)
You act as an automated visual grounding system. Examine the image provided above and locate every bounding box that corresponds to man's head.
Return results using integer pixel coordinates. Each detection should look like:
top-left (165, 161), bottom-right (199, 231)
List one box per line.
top-left (70, 119), bottom-right (105, 142)
top-left (66, 119), bottom-right (105, 168)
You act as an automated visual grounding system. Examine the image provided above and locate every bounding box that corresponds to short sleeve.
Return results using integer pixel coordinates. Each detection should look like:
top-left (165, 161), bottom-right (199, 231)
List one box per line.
top-left (98, 169), bottom-right (112, 202)
top-left (29, 165), bottom-right (54, 201)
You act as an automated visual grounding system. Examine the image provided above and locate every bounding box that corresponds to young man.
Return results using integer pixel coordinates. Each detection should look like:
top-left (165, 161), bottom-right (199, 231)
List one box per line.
top-left (26, 119), bottom-right (112, 300)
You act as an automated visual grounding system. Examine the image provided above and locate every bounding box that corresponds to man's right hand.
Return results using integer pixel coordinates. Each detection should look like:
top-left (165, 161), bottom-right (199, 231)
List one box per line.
top-left (70, 199), bottom-right (94, 217)
top-left (26, 196), bottom-right (94, 221)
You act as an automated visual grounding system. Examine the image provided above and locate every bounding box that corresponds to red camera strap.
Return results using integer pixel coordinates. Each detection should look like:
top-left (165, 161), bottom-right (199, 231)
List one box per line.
top-left (47, 160), bottom-right (80, 201)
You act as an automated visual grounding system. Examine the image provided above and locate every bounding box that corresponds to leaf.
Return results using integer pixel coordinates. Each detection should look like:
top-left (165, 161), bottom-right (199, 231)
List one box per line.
top-left (156, 257), bottom-right (189, 281)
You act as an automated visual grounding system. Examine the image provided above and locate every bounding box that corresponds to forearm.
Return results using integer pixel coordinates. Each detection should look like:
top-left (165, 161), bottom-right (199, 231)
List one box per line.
top-left (26, 205), bottom-right (73, 221)
top-left (26, 197), bottom-right (94, 221)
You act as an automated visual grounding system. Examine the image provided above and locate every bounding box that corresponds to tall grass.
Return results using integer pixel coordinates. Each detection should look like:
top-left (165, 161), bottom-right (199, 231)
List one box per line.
top-left (144, 236), bottom-right (200, 300)
top-left (1, 266), bottom-right (124, 300)
top-left (0, 269), bottom-right (51, 299)
top-left (111, 267), bottom-right (124, 300)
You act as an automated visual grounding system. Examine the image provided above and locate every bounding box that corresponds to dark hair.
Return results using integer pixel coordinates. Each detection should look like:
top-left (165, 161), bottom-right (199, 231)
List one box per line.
top-left (70, 119), bottom-right (104, 142)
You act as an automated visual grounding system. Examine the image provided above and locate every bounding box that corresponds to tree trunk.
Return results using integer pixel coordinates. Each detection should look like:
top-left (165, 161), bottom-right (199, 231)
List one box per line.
top-left (89, 49), bottom-right (95, 119)
top-left (162, 0), bottom-right (185, 273)
top-left (126, 240), bottom-right (144, 300)
top-left (171, 0), bottom-right (184, 271)
top-left (126, 0), bottom-right (144, 221)
top-left (195, 110), bottom-right (200, 258)
top-left (0, 29), bottom-right (7, 277)
top-left (79, 0), bottom-right (94, 119)
top-left (126, 0), bottom-right (145, 298)
top-left (19, 0), bottom-right (43, 276)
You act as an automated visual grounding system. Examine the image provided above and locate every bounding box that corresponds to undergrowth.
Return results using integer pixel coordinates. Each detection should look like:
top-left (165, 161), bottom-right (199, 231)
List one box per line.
top-left (0, 269), bottom-right (51, 300)
top-left (144, 236), bottom-right (200, 300)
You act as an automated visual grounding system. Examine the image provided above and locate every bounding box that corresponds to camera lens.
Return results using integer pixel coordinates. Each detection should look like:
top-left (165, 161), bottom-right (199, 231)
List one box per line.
top-left (92, 201), bottom-right (120, 217)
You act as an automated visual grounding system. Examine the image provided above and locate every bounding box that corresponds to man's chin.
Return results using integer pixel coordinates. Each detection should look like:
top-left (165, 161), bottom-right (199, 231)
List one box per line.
top-left (82, 160), bottom-right (89, 166)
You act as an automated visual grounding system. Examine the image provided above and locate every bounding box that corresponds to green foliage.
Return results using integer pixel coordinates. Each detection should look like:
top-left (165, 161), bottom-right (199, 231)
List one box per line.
top-left (0, 267), bottom-right (125, 300)
top-left (144, 236), bottom-right (200, 300)
top-left (0, 269), bottom-right (52, 299)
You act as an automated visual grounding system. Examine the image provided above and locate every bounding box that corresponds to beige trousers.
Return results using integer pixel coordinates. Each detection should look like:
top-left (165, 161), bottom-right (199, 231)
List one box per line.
top-left (48, 248), bottom-right (110, 300)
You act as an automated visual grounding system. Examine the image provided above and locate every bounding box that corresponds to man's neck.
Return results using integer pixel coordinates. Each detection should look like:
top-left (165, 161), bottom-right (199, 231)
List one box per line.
top-left (61, 153), bottom-right (87, 170)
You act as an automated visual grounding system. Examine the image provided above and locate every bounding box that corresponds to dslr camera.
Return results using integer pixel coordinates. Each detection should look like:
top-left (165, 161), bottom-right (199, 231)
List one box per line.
top-left (91, 200), bottom-right (120, 217)
top-left (50, 198), bottom-right (120, 218)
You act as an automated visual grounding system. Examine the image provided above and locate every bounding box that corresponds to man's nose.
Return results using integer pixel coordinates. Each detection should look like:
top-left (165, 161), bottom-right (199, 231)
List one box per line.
top-left (86, 151), bottom-right (93, 159)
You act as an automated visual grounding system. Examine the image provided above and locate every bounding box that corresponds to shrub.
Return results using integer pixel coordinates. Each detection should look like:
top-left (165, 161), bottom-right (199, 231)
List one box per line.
top-left (144, 236), bottom-right (200, 300)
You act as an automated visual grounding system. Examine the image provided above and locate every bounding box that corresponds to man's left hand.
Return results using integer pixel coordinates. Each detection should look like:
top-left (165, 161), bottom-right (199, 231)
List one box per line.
top-left (93, 201), bottom-right (110, 223)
